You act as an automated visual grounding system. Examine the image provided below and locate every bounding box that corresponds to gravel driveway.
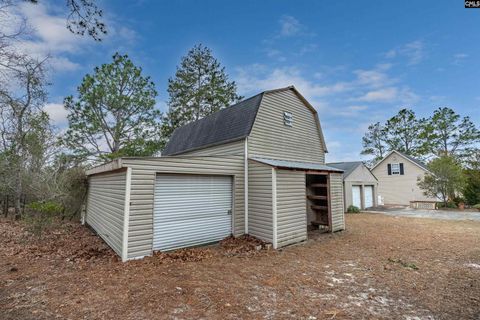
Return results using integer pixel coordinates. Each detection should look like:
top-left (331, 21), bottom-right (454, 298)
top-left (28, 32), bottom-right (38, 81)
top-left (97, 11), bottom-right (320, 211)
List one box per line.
top-left (367, 206), bottom-right (480, 221)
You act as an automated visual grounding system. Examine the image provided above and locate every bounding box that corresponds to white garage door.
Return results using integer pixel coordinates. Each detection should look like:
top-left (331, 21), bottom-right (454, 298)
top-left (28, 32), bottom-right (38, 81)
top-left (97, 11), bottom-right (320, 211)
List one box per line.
top-left (352, 185), bottom-right (362, 208)
top-left (364, 186), bottom-right (374, 208)
top-left (153, 174), bottom-right (232, 251)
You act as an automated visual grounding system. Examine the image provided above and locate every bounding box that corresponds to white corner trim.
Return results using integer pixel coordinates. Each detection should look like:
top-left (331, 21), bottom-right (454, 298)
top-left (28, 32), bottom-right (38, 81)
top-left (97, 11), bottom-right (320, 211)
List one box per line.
top-left (272, 167), bottom-right (277, 249)
top-left (244, 138), bottom-right (249, 234)
top-left (122, 167), bottom-right (132, 262)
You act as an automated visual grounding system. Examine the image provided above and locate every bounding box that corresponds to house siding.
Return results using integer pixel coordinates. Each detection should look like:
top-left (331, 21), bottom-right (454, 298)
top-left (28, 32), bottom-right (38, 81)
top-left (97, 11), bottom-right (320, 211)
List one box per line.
top-left (248, 90), bottom-right (325, 163)
top-left (329, 173), bottom-right (345, 232)
top-left (343, 165), bottom-right (378, 210)
top-left (372, 152), bottom-right (436, 205)
top-left (247, 160), bottom-right (273, 243)
top-left (177, 139), bottom-right (245, 156)
top-left (276, 169), bottom-right (307, 247)
top-left (86, 170), bottom-right (126, 256)
top-left (121, 155), bottom-right (244, 259)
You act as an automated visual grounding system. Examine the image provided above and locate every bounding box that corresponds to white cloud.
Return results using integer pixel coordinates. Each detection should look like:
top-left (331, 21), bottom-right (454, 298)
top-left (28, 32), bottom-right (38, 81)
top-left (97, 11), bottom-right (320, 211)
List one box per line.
top-left (50, 56), bottom-right (81, 71)
top-left (453, 53), bottom-right (468, 65)
top-left (331, 105), bottom-right (369, 118)
top-left (279, 15), bottom-right (302, 37)
top-left (357, 87), bottom-right (398, 102)
top-left (235, 65), bottom-right (349, 109)
top-left (7, 2), bottom-right (137, 73)
top-left (356, 86), bottom-right (418, 104)
top-left (43, 103), bottom-right (69, 126)
top-left (386, 40), bottom-right (425, 65)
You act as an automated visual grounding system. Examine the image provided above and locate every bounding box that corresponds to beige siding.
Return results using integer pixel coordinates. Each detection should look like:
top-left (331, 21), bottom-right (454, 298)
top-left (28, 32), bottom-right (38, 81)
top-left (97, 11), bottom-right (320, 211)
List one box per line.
top-left (248, 160), bottom-right (273, 243)
top-left (276, 169), bottom-right (307, 247)
top-left (329, 173), bottom-right (345, 232)
top-left (178, 139), bottom-right (245, 156)
top-left (86, 170), bottom-right (126, 256)
top-left (343, 165), bottom-right (378, 210)
top-left (345, 165), bottom-right (378, 182)
top-left (372, 152), bottom-right (437, 205)
top-left (121, 155), bottom-right (244, 259)
top-left (248, 90), bottom-right (325, 163)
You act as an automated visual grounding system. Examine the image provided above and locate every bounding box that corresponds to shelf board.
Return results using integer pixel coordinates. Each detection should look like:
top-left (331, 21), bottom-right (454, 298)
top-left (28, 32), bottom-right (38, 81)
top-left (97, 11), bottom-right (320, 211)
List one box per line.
top-left (311, 220), bottom-right (329, 226)
top-left (307, 195), bottom-right (328, 200)
top-left (311, 205), bottom-right (328, 211)
top-left (310, 183), bottom-right (328, 188)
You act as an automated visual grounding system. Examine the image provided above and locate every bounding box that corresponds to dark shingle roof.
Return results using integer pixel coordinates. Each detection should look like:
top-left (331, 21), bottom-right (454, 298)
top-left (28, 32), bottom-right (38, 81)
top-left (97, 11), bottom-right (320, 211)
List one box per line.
top-left (326, 161), bottom-right (363, 178)
top-left (162, 93), bottom-right (264, 156)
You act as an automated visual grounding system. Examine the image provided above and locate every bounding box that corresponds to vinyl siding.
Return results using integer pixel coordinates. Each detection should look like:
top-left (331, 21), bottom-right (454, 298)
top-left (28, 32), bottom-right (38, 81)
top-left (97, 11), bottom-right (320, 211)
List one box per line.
top-left (86, 170), bottom-right (126, 256)
top-left (343, 165), bottom-right (378, 210)
top-left (329, 173), bottom-right (345, 232)
top-left (121, 155), bottom-right (244, 259)
top-left (177, 139), bottom-right (245, 156)
top-left (372, 152), bottom-right (437, 205)
top-left (248, 160), bottom-right (273, 243)
top-left (276, 169), bottom-right (307, 247)
top-left (248, 90), bottom-right (325, 163)
top-left (345, 165), bottom-right (378, 182)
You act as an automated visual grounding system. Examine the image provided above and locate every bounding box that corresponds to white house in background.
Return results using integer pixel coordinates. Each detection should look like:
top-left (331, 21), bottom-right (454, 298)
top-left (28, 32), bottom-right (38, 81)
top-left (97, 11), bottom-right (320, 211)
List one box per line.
top-left (371, 150), bottom-right (437, 206)
top-left (327, 162), bottom-right (378, 210)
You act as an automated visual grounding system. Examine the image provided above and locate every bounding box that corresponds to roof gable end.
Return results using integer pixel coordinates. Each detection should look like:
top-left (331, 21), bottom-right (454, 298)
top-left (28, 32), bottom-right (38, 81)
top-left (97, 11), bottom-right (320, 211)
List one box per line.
top-left (371, 150), bottom-right (430, 173)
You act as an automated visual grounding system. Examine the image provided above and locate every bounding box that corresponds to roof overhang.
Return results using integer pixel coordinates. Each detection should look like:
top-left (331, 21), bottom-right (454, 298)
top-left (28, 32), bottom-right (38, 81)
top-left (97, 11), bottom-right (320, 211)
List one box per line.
top-left (371, 150), bottom-right (431, 173)
top-left (249, 157), bottom-right (343, 173)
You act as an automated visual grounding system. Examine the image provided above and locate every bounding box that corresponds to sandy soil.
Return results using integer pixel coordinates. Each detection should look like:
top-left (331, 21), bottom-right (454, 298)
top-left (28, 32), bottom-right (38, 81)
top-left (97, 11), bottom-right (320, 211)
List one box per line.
top-left (1, 213), bottom-right (479, 320)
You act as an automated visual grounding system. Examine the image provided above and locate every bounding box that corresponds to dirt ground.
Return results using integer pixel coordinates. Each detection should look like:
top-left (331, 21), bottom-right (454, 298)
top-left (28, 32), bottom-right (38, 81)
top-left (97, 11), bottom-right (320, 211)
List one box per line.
top-left (1, 214), bottom-right (479, 320)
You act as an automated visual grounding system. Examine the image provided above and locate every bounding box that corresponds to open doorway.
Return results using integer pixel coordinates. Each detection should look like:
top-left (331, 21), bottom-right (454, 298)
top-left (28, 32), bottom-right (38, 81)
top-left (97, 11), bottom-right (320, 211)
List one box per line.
top-left (306, 173), bottom-right (331, 232)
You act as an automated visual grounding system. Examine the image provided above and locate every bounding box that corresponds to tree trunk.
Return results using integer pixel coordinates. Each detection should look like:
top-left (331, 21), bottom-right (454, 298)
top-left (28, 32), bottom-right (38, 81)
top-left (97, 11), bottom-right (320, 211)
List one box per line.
top-left (14, 162), bottom-right (22, 220)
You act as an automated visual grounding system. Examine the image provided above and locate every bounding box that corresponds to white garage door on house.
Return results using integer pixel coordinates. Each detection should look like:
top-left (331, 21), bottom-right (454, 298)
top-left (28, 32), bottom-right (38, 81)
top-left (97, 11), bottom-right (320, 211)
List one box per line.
top-left (364, 185), bottom-right (374, 208)
top-left (153, 174), bottom-right (233, 251)
top-left (352, 185), bottom-right (362, 208)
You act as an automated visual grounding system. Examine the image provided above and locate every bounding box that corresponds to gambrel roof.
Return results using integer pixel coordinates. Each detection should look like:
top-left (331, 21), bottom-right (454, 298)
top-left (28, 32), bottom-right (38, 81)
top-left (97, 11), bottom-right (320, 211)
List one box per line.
top-left (162, 86), bottom-right (327, 156)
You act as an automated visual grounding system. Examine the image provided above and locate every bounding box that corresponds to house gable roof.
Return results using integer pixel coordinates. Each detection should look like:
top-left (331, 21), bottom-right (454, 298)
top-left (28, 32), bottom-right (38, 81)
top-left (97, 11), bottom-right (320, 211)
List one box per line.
top-left (371, 150), bottom-right (429, 172)
top-left (162, 86), bottom-right (327, 156)
top-left (326, 161), bottom-right (363, 178)
top-left (162, 93), bottom-right (264, 156)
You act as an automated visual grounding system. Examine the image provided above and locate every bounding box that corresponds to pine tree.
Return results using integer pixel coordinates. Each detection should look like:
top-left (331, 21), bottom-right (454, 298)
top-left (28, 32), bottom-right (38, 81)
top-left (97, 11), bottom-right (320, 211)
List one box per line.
top-left (424, 107), bottom-right (480, 157)
top-left (162, 44), bottom-right (242, 146)
top-left (360, 122), bottom-right (387, 163)
top-left (384, 109), bottom-right (427, 157)
top-left (64, 53), bottom-right (160, 162)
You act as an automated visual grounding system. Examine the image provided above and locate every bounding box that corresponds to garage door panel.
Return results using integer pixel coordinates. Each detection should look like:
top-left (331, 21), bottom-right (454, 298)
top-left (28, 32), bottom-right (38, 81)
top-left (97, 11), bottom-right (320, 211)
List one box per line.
top-left (153, 174), bottom-right (232, 251)
top-left (352, 185), bottom-right (362, 208)
top-left (364, 186), bottom-right (374, 208)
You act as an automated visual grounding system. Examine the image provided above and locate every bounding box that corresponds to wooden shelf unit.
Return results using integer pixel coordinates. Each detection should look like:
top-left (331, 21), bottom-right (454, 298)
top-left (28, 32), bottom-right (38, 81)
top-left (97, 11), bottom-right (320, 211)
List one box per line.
top-left (306, 174), bottom-right (330, 231)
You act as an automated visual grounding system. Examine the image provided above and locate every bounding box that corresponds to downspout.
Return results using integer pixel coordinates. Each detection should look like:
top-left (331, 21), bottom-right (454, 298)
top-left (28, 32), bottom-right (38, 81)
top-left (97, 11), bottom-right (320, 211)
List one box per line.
top-left (122, 167), bottom-right (132, 262)
top-left (244, 138), bottom-right (249, 234)
top-left (272, 167), bottom-right (277, 249)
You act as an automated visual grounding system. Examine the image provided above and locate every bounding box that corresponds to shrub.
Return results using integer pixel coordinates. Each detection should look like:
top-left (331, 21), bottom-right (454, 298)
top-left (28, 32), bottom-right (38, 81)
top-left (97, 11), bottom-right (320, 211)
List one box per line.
top-left (473, 204), bottom-right (480, 211)
top-left (347, 205), bottom-right (360, 213)
top-left (464, 170), bottom-right (480, 205)
top-left (452, 197), bottom-right (466, 205)
top-left (437, 202), bottom-right (457, 209)
top-left (24, 201), bottom-right (64, 236)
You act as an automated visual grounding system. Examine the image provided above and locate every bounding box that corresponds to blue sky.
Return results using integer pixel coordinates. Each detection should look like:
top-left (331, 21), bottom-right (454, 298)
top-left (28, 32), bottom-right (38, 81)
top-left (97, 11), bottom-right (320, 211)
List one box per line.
top-left (17, 0), bottom-right (480, 162)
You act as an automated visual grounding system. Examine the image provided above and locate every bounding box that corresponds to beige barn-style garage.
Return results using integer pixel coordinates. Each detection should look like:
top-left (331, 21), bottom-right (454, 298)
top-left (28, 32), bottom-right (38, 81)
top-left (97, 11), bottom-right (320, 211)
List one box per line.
top-left (85, 86), bottom-right (345, 261)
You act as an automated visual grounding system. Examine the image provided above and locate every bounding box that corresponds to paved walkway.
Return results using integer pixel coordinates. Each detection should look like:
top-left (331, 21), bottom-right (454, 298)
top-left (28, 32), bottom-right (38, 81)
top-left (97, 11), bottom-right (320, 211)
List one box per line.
top-left (364, 207), bottom-right (480, 221)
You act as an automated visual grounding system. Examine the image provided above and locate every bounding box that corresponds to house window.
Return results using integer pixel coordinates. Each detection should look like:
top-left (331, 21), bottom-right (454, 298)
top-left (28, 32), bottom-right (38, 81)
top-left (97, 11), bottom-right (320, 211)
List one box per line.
top-left (283, 111), bottom-right (293, 127)
top-left (391, 163), bottom-right (400, 175)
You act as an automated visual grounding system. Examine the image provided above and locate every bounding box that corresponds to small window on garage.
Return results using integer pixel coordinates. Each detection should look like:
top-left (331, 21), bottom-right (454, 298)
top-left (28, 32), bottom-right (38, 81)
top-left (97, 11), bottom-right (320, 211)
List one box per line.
top-left (391, 163), bottom-right (400, 175)
top-left (283, 111), bottom-right (293, 127)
